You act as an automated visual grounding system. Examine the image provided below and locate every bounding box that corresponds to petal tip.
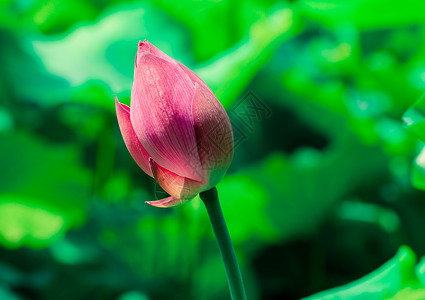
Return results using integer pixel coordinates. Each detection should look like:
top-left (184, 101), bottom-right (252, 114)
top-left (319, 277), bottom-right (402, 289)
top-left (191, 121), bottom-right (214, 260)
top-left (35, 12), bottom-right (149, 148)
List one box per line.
top-left (136, 40), bottom-right (152, 67)
top-left (145, 201), bottom-right (167, 208)
top-left (115, 96), bottom-right (129, 113)
top-left (139, 40), bottom-right (150, 49)
top-left (148, 157), bottom-right (155, 171)
top-left (145, 196), bottom-right (187, 208)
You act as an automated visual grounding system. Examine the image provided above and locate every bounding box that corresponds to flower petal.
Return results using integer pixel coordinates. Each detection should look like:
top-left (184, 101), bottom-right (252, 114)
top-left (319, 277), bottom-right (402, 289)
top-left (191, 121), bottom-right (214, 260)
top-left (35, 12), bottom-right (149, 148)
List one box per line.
top-left (145, 196), bottom-right (189, 208)
top-left (137, 40), bottom-right (211, 94)
top-left (115, 96), bottom-right (153, 177)
top-left (149, 158), bottom-right (207, 200)
top-left (178, 63), bottom-right (213, 93)
top-left (130, 52), bottom-right (204, 182)
top-left (136, 40), bottom-right (178, 67)
top-left (191, 83), bottom-right (234, 187)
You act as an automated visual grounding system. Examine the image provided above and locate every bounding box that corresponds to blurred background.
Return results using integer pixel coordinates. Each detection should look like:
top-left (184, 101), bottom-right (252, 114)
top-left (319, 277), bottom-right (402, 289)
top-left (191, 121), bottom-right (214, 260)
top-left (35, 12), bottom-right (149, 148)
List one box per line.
top-left (2, 0), bottom-right (425, 299)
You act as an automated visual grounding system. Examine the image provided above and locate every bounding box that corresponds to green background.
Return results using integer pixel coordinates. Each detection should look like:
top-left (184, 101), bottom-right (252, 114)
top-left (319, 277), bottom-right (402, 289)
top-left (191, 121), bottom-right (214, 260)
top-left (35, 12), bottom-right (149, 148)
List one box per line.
top-left (2, 0), bottom-right (425, 299)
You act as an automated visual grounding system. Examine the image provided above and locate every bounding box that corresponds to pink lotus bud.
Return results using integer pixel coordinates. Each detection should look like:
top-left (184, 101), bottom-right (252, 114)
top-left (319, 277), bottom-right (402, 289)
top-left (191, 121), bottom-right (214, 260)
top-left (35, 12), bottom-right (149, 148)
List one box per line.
top-left (116, 40), bottom-right (234, 208)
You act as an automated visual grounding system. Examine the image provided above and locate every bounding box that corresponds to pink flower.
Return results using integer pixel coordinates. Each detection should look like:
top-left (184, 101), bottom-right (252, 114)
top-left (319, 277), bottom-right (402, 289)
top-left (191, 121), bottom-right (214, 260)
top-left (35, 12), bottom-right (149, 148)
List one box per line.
top-left (115, 40), bottom-right (234, 208)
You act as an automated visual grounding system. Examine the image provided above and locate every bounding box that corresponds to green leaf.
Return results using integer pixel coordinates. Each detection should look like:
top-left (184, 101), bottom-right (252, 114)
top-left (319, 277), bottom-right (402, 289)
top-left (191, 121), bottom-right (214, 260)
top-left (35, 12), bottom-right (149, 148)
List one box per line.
top-left (386, 288), bottom-right (425, 300)
top-left (197, 5), bottom-right (302, 109)
top-left (411, 145), bottom-right (425, 190)
top-left (0, 132), bottom-right (90, 248)
top-left (0, 283), bottom-right (21, 300)
top-left (217, 175), bottom-right (279, 244)
top-left (22, 3), bottom-right (188, 108)
top-left (416, 257), bottom-right (425, 287)
top-left (238, 137), bottom-right (389, 241)
top-left (403, 95), bottom-right (425, 191)
top-left (298, 0), bottom-right (425, 29)
top-left (0, 195), bottom-right (67, 248)
top-left (303, 246), bottom-right (418, 300)
top-left (403, 93), bottom-right (425, 143)
top-left (29, 0), bottom-right (98, 34)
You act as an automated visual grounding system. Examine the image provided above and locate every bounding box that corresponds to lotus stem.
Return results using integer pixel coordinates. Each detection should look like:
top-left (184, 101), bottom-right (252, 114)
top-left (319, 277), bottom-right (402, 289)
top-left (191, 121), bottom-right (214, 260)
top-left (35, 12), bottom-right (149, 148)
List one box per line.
top-left (200, 187), bottom-right (247, 300)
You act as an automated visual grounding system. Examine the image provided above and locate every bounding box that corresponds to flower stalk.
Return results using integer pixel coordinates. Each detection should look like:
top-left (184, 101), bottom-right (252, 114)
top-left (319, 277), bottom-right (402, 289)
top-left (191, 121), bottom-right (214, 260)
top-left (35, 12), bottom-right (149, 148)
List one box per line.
top-left (200, 187), bottom-right (247, 300)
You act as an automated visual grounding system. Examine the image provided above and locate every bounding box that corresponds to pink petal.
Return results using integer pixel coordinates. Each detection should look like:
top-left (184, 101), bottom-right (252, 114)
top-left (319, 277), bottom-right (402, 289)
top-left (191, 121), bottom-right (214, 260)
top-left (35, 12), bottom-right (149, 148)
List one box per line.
top-left (149, 158), bottom-right (207, 200)
top-left (145, 196), bottom-right (188, 208)
top-left (137, 40), bottom-right (212, 94)
top-left (136, 40), bottom-right (178, 67)
top-left (130, 52), bottom-right (204, 182)
top-left (178, 63), bottom-right (213, 93)
top-left (137, 41), bottom-right (212, 92)
top-left (115, 96), bottom-right (153, 177)
top-left (191, 83), bottom-right (234, 187)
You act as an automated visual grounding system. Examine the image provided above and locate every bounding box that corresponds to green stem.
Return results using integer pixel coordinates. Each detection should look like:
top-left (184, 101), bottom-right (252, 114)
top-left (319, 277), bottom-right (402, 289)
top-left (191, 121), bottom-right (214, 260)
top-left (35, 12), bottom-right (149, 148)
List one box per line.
top-left (200, 187), bottom-right (247, 300)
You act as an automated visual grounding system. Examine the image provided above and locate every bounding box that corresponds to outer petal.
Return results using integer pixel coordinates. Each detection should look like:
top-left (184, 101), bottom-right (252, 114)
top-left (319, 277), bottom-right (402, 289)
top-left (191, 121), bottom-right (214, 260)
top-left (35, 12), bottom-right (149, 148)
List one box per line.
top-left (115, 96), bottom-right (153, 177)
top-left (136, 40), bottom-right (214, 125)
top-left (146, 196), bottom-right (189, 208)
top-left (130, 52), bottom-right (204, 182)
top-left (178, 63), bottom-right (213, 93)
top-left (149, 158), bottom-right (207, 200)
top-left (191, 83), bottom-right (234, 187)
top-left (136, 40), bottom-right (178, 67)
top-left (137, 40), bottom-right (212, 94)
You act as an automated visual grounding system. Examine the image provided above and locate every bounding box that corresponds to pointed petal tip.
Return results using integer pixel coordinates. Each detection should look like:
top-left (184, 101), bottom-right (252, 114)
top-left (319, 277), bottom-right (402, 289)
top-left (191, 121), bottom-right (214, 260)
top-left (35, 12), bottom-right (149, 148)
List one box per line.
top-left (145, 196), bottom-right (188, 208)
top-left (148, 157), bottom-right (155, 169)
top-left (136, 40), bottom-right (152, 67)
top-left (114, 95), bottom-right (122, 107)
top-left (138, 40), bottom-right (147, 48)
top-left (115, 95), bottom-right (129, 113)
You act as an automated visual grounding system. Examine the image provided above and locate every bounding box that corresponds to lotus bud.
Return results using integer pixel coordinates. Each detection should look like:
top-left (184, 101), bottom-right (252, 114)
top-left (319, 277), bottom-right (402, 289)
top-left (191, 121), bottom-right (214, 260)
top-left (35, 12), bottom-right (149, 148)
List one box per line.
top-left (115, 40), bottom-right (233, 207)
